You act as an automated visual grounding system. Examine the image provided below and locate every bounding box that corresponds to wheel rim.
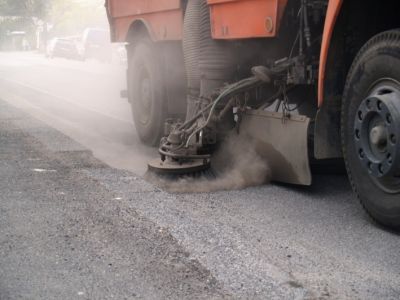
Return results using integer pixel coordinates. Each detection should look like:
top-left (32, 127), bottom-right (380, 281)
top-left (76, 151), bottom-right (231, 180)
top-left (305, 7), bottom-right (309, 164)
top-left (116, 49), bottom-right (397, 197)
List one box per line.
top-left (354, 79), bottom-right (400, 193)
top-left (137, 66), bottom-right (153, 126)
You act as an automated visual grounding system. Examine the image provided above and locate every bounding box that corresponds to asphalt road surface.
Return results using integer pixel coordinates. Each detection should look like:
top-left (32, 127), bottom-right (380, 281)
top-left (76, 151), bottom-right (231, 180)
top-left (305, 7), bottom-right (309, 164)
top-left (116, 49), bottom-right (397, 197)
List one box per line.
top-left (0, 52), bottom-right (155, 175)
top-left (0, 52), bottom-right (400, 299)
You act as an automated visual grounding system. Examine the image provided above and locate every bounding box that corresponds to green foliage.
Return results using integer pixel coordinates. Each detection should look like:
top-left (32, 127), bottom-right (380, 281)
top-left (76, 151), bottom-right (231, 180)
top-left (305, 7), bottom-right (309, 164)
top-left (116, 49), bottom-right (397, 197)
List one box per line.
top-left (0, 0), bottom-right (105, 23)
top-left (48, 0), bottom-right (107, 36)
top-left (0, 0), bottom-right (44, 49)
top-left (0, 0), bottom-right (107, 49)
top-left (0, 0), bottom-right (49, 18)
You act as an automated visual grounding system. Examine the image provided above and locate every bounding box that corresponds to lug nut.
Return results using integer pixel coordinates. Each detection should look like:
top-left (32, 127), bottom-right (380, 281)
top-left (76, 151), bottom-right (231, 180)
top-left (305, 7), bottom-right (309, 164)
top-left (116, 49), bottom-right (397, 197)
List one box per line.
top-left (386, 113), bottom-right (392, 124)
top-left (379, 164), bottom-right (384, 174)
top-left (387, 153), bottom-right (393, 164)
top-left (359, 149), bottom-right (365, 159)
top-left (391, 134), bottom-right (397, 144)
top-left (377, 100), bottom-right (383, 110)
top-left (358, 111), bottom-right (363, 121)
top-left (355, 129), bottom-right (360, 139)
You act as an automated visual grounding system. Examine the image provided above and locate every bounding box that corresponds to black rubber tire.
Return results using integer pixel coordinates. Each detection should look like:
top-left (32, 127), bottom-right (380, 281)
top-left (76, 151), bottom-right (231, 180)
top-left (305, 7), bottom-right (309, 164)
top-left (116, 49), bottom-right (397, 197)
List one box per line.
top-left (342, 30), bottom-right (400, 229)
top-left (128, 42), bottom-right (166, 146)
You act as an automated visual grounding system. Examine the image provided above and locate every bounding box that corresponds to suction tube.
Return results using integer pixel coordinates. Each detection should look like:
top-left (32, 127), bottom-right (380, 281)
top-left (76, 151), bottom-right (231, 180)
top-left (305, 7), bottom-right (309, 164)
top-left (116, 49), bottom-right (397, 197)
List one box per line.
top-left (182, 0), bottom-right (235, 121)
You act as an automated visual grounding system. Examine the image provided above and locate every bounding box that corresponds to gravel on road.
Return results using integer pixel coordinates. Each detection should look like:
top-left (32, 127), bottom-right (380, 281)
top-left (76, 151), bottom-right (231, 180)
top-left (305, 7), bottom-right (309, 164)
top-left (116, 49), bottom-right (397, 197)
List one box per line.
top-left (0, 100), bottom-right (230, 300)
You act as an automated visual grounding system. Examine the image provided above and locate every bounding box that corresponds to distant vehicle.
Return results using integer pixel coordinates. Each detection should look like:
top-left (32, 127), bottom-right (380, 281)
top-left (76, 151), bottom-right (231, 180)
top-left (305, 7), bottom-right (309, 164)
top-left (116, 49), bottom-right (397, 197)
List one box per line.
top-left (81, 28), bottom-right (111, 62)
top-left (114, 43), bottom-right (127, 65)
top-left (6, 31), bottom-right (30, 51)
top-left (46, 38), bottom-right (81, 60)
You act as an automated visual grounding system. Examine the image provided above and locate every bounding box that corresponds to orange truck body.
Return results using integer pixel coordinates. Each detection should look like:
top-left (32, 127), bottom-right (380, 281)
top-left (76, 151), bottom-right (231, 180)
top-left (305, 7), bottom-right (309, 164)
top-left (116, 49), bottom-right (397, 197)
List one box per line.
top-left (107, 0), bottom-right (183, 41)
top-left (106, 0), bottom-right (342, 106)
top-left (107, 0), bottom-right (288, 41)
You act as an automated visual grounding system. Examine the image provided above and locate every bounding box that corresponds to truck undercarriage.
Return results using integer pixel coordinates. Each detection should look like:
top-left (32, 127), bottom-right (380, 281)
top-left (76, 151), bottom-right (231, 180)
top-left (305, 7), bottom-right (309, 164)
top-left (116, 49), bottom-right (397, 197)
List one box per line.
top-left (148, 0), bottom-right (323, 186)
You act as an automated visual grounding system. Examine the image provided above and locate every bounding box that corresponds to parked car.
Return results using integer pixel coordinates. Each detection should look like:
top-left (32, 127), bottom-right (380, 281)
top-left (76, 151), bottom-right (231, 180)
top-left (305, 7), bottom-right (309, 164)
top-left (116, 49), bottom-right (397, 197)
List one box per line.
top-left (114, 43), bottom-right (127, 66)
top-left (46, 38), bottom-right (81, 60)
top-left (80, 28), bottom-right (112, 62)
top-left (5, 31), bottom-right (30, 51)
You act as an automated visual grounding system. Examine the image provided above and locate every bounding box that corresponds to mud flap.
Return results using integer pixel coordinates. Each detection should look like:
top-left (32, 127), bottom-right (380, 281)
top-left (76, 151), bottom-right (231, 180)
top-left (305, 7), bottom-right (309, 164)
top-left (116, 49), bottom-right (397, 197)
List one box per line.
top-left (239, 110), bottom-right (312, 185)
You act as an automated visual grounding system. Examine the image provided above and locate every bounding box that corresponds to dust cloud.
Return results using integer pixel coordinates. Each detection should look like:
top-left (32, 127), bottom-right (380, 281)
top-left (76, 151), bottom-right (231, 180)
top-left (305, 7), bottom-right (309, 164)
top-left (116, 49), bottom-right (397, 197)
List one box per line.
top-left (146, 134), bottom-right (271, 193)
top-left (1, 0), bottom-right (271, 187)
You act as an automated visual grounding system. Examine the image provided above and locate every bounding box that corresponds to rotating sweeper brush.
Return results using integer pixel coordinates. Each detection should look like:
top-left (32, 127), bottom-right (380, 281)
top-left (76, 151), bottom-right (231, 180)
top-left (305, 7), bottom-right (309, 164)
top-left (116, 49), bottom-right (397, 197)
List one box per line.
top-left (147, 75), bottom-right (265, 177)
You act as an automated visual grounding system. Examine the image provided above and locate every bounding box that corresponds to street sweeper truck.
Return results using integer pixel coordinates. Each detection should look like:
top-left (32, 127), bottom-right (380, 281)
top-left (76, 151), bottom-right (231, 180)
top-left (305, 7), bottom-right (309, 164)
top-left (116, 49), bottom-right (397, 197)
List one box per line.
top-left (106, 0), bottom-right (400, 229)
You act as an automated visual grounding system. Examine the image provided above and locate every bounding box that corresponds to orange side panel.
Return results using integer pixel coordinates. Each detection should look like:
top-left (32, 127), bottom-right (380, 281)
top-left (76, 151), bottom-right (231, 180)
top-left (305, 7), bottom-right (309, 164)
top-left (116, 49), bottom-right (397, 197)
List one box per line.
top-left (318, 0), bottom-right (343, 107)
top-left (107, 0), bottom-right (183, 42)
top-left (113, 10), bottom-right (183, 42)
top-left (207, 0), bottom-right (288, 39)
top-left (109, 0), bottom-right (181, 18)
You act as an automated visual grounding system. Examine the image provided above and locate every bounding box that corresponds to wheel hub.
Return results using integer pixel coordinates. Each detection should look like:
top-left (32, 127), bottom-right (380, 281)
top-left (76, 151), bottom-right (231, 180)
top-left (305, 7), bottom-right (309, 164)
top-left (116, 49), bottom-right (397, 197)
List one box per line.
top-left (354, 85), bottom-right (400, 179)
top-left (369, 125), bottom-right (386, 147)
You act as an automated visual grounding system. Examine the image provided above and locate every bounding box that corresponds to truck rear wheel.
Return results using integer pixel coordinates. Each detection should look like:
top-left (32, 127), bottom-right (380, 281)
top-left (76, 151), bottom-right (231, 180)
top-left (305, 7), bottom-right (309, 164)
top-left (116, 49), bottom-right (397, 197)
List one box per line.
top-left (342, 30), bottom-right (400, 229)
top-left (128, 42), bottom-right (166, 146)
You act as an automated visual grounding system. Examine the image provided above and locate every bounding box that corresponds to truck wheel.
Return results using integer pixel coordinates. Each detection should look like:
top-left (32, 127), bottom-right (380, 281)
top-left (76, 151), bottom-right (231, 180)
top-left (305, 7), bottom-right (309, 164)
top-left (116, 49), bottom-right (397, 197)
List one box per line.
top-left (342, 30), bottom-right (400, 229)
top-left (129, 42), bottom-right (166, 146)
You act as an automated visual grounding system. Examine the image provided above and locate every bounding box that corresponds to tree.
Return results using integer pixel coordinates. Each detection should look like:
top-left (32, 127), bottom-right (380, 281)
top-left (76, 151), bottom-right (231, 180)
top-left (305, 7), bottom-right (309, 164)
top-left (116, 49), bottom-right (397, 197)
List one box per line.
top-left (1, 0), bottom-right (107, 49)
top-left (0, 0), bottom-right (50, 50)
top-left (47, 0), bottom-right (107, 36)
top-left (0, 0), bottom-right (49, 19)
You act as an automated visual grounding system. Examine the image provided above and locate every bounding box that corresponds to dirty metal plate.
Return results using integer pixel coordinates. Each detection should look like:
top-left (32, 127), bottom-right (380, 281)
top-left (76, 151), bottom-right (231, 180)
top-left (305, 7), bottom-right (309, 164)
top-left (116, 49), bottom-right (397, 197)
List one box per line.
top-left (240, 110), bottom-right (311, 185)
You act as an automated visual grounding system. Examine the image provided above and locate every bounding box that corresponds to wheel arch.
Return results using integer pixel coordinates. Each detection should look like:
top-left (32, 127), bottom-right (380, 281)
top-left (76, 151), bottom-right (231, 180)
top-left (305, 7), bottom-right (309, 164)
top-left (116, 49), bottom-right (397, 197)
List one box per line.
top-left (126, 19), bottom-right (154, 46)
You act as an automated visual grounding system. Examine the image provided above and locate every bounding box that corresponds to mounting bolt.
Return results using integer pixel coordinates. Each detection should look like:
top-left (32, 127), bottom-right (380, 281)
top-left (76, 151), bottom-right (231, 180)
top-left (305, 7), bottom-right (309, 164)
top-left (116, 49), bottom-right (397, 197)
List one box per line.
top-left (265, 17), bottom-right (274, 34)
